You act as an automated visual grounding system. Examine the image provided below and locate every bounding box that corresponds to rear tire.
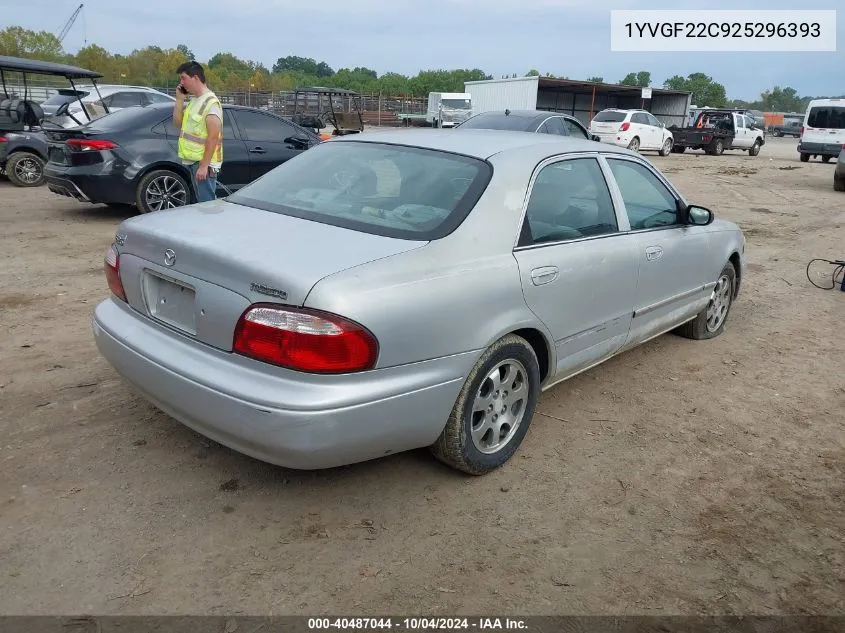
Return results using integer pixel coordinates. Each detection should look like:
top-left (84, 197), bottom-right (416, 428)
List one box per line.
top-left (135, 169), bottom-right (191, 214)
top-left (834, 177), bottom-right (845, 192)
top-left (708, 138), bottom-right (724, 156)
top-left (671, 145), bottom-right (686, 154)
top-left (675, 262), bottom-right (736, 341)
top-left (6, 152), bottom-right (45, 187)
top-left (627, 137), bottom-right (640, 152)
top-left (822, 155), bottom-right (832, 163)
top-left (430, 334), bottom-right (541, 475)
top-left (800, 153), bottom-right (810, 162)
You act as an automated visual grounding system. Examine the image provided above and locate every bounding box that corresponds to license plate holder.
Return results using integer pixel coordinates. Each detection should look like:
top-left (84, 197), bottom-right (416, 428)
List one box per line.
top-left (142, 270), bottom-right (197, 335)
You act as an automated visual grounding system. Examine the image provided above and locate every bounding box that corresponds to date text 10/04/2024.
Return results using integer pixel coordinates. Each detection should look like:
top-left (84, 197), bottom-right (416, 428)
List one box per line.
top-left (307, 618), bottom-right (528, 630)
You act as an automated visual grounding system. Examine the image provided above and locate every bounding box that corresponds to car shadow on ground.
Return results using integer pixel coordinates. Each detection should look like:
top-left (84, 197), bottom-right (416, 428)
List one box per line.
top-left (58, 202), bottom-right (138, 222)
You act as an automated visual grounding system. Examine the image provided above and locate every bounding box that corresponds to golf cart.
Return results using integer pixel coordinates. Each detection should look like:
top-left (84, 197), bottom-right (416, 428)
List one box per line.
top-left (0, 55), bottom-right (107, 187)
top-left (290, 87), bottom-right (364, 138)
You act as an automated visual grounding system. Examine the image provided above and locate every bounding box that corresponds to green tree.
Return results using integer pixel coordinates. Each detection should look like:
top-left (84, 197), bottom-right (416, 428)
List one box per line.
top-left (0, 26), bottom-right (65, 61)
top-left (586, 76), bottom-right (604, 83)
top-left (663, 72), bottom-right (727, 107)
top-left (619, 71), bottom-right (651, 87)
top-left (525, 69), bottom-right (540, 76)
top-left (176, 44), bottom-right (195, 61)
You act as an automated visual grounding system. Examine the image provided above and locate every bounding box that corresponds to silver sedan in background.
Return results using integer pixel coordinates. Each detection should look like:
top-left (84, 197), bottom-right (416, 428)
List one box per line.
top-left (94, 128), bottom-right (746, 475)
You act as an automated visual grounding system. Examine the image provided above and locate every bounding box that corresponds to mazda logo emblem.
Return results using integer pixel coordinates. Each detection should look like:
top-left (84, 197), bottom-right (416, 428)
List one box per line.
top-left (164, 249), bottom-right (176, 266)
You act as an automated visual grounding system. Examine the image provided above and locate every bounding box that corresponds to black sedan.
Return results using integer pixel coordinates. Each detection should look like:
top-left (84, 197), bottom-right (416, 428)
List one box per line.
top-left (44, 103), bottom-right (321, 213)
top-left (455, 109), bottom-right (600, 141)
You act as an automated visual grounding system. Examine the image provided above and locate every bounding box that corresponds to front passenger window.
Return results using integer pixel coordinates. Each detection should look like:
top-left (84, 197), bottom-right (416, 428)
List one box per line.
top-left (521, 158), bottom-right (619, 245)
top-left (606, 159), bottom-right (679, 230)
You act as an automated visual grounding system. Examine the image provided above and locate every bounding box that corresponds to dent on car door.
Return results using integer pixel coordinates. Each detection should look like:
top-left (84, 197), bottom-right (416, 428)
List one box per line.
top-left (232, 109), bottom-right (305, 181)
top-left (603, 156), bottom-right (713, 349)
top-left (513, 155), bottom-right (640, 379)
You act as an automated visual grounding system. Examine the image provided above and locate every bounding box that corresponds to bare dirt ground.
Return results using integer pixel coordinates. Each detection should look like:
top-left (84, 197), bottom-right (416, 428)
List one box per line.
top-left (0, 136), bottom-right (843, 616)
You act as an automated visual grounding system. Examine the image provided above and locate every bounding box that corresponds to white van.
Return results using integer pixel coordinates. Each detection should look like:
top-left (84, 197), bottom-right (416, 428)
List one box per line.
top-left (798, 98), bottom-right (845, 163)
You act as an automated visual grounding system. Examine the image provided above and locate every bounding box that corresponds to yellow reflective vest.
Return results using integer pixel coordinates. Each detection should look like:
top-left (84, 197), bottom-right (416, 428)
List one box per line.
top-left (177, 91), bottom-right (223, 164)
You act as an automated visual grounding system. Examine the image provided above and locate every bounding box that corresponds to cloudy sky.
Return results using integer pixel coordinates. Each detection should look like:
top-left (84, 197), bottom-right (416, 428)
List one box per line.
top-left (2, 0), bottom-right (842, 100)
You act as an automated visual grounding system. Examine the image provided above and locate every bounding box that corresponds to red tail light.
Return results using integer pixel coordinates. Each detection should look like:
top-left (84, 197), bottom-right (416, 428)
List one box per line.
top-left (104, 245), bottom-right (127, 302)
top-left (799, 126), bottom-right (805, 136)
top-left (619, 122), bottom-right (631, 132)
top-left (233, 304), bottom-right (378, 374)
top-left (702, 135), bottom-right (712, 142)
top-left (0, 136), bottom-right (7, 143)
top-left (67, 138), bottom-right (118, 152)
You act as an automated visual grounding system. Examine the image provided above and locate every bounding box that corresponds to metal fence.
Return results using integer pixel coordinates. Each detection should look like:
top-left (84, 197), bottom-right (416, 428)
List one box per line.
top-left (3, 77), bottom-right (430, 127)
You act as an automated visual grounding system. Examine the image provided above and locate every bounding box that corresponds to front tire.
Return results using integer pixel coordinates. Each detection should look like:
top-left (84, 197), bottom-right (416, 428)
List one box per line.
top-left (659, 138), bottom-right (673, 156)
top-left (430, 334), bottom-right (541, 475)
top-left (675, 263), bottom-right (736, 340)
top-left (822, 155), bottom-right (832, 163)
top-left (6, 152), bottom-right (45, 187)
top-left (749, 140), bottom-right (761, 156)
top-left (834, 177), bottom-right (845, 192)
top-left (135, 169), bottom-right (191, 214)
top-left (800, 153), bottom-right (810, 163)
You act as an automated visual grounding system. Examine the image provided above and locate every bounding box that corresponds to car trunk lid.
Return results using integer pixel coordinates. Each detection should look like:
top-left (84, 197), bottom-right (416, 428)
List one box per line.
top-left (114, 199), bottom-right (426, 351)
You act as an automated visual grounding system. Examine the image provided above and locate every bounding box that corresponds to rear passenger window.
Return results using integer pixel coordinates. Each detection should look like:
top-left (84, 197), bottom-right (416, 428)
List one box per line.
top-left (540, 117), bottom-right (565, 135)
top-left (521, 158), bottom-right (619, 245)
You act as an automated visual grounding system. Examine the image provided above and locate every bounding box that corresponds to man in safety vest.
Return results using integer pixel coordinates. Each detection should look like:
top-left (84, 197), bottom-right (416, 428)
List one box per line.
top-left (172, 61), bottom-right (223, 203)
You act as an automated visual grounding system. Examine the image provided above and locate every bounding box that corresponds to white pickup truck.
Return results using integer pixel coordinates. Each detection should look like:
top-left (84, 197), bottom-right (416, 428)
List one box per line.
top-left (669, 110), bottom-right (765, 156)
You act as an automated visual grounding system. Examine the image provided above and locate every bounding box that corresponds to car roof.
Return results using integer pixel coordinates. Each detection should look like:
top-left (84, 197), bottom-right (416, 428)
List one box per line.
top-left (331, 128), bottom-right (631, 160)
top-left (473, 109), bottom-right (572, 119)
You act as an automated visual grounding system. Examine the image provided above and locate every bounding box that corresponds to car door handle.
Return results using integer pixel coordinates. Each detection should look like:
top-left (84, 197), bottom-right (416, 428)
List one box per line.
top-left (645, 246), bottom-right (663, 262)
top-left (530, 266), bottom-right (559, 285)
top-left (249, 147), bottom-right (266, 154)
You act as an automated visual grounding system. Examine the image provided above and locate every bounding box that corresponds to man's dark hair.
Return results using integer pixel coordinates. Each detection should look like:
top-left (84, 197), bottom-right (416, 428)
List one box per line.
top-left (176, 61), bottom-right (206, 83)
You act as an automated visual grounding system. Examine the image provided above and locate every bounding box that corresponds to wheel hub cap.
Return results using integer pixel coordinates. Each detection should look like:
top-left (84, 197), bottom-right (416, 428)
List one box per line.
top-left (146, 176), bottom-right (187, 211)
top-left (15, 158), bottom-right (40, 184)
top-left (470, 360), bottom-right (529, 454)
top-left (706, 274), bottom-right (732, 332)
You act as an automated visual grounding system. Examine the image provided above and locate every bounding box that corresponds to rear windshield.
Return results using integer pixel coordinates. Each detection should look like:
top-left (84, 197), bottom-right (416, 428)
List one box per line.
top-left (82, 105), bottom-right (161, 131)
top-left (807, 105), bottom-right (845, 129)
top-left (227, 140), bottom-right (493, 241)
top-left (458, 113), bottom-right (532, 131)
top-left (42, 91), bottom-right (90, 106)
top-left (593, 111), bottom-right (627, 122)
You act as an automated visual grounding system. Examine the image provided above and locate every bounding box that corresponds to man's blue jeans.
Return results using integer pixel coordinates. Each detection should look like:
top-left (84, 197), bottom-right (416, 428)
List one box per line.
top-left (188, 162), bottom-right (217, 203)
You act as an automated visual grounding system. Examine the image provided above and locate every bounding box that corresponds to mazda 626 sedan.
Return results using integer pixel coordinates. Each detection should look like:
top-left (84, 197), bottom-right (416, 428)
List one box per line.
top-left (94, 128), bottom-right (746, 475)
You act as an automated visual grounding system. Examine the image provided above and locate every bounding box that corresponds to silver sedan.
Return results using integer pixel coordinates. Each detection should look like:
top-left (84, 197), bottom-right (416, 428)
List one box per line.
top-left (93, 128), bottom-right (747, 475)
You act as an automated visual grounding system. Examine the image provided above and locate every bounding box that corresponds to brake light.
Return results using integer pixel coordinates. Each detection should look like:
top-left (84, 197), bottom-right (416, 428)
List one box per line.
top-left (67, 138), bottom-right (118, 151)
top-left (619, 122), bottom-right (630, 132)
top-left (800, 126), bottom-right (805, 136)
top-left (702, 135), bottom-right (712, 142)
top-left (0, 136), bottom-right (7, 143)
top-left (104, 245), bottom-right (127, 302)
top-left (233, 304), bottom-right (378, 373)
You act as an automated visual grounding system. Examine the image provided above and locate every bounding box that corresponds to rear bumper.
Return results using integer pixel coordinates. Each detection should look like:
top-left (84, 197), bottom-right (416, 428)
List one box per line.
top-left (92, 298), bottom-right (475, 470)
top-left (798, 141), bottom-right (843, 157)
top-left (44, 164), bottom-right (135, 205)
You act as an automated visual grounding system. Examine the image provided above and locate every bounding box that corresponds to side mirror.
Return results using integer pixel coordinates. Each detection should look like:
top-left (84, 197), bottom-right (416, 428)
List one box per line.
top-left (590, 134), bottom-right (601, 142)
top-left (284, 134), bottom-right (311, 147)
top-left (685, 204), bottom-right (714, 226)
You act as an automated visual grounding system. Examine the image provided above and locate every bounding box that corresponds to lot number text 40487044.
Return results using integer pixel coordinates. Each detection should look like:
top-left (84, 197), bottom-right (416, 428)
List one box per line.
top-left (307, 618), bottom-right (528, 630)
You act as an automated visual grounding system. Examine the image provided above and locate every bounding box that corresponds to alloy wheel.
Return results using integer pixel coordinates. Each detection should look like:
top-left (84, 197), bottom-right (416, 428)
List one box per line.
top-left (470, 359), bottom-right (529, 454)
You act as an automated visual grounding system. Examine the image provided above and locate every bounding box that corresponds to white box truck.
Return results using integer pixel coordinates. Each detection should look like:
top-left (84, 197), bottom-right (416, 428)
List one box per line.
top-left (427, 92), bottom-right (472, 127)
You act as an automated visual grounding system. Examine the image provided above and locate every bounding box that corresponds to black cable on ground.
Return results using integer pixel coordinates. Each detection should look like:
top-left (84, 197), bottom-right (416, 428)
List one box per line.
top-left (806, 258), bottom-right (845, 290)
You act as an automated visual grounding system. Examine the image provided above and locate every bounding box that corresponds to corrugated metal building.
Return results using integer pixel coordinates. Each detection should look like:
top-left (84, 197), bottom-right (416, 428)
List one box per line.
top-left (464, 76), bottom-right (692, 128)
